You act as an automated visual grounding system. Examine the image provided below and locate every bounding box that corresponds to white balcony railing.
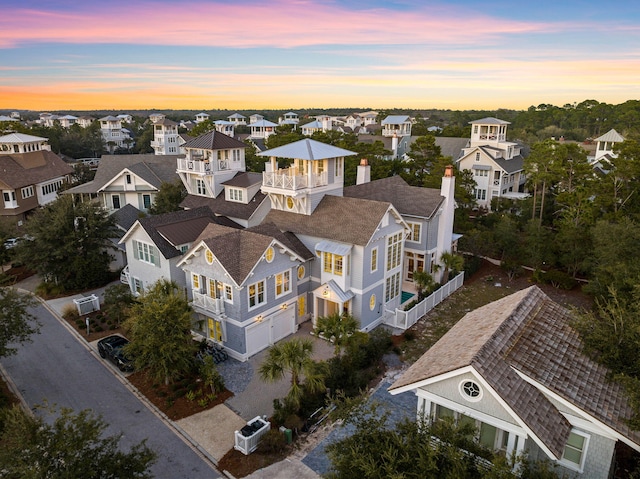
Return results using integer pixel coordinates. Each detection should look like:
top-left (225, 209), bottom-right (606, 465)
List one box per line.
top-left (192, 290), bottom-right (225, 315)
top-left (177, 158), bottom-right (212, 174)
top-left (120, 265), bottom-right (130, 285)
top-left (262, 169), bottom-right (327, 190)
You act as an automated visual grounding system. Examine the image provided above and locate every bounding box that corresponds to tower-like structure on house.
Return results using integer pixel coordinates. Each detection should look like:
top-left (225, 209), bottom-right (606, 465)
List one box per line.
top-left (259, 139), bottom-right (353, 215)
top-left (150, 114), bottom-right (180, 155)
top-left (176, 131), bottom-right (247, 199)
top-left (456, 117), bottom-right (527, 209)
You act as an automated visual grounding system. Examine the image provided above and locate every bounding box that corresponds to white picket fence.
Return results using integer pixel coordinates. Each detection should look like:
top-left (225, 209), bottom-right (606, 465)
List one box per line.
top-left (386, 272), bottom-right (464, 331)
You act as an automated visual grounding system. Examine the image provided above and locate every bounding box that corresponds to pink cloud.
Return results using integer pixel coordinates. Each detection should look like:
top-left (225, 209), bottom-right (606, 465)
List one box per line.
top-left (0, 1), bottom-right (559, 49)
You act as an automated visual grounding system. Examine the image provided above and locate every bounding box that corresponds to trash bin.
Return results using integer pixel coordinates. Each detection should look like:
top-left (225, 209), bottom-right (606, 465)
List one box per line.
top-left (279, 426), bottom-right (293, 444)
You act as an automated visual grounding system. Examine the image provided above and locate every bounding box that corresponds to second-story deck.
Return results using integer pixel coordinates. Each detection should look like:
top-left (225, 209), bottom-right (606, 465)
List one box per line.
top-left (192, 290), bottom-right (225, 315)
top-left (177, 157), bottom-right (231, 174)
top-left (262, 168), bottom-right (327, 191)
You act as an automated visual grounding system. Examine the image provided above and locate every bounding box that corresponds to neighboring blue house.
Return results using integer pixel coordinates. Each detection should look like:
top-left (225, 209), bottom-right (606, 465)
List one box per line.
top-left (168, 137), bottom-right (458, 359)
top-left (178, 222), bottom-right (313, 360)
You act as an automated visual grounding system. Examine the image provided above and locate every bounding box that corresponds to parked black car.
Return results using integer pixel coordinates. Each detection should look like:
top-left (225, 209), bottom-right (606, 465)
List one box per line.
top-left (97, 335), bottom-right (134, 372)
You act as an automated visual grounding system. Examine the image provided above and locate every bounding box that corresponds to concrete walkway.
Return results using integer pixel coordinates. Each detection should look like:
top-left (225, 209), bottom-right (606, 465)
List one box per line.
top-left (13, 275), bottom-right (327, 478)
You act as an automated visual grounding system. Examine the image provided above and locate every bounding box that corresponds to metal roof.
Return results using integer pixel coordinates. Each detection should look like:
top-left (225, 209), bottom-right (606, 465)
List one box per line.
top-left (381, 115), bottom-right (410, 125)
top-left (314, 240), bottom-right (352, 256)
top-left (257, 138), bottom-right (356, 160)
top-left (0, 133), bottom-right (47, 143)
top-left (594, 128), bottom-right (625, 143)
top-left (468, 117), bottom-right (511, 125)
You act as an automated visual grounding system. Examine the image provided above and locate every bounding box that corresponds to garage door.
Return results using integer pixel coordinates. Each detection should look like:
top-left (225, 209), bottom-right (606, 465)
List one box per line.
top-left (246, 320), bottom-right (270, 357)
top-left (271, 308), bottom-right (295, 343)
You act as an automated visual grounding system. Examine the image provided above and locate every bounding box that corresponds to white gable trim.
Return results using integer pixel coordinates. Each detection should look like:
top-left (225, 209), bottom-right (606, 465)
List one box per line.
top-left (513, 368), bottom-right (640, 452)
top-left (391, 366), bottom-right (561, 459)
top-left (99, 168), bottom-right (155, 192)
top-left (118, 220), bottom-right (142, 245)
top-left (416, 389), bottom-right (526, 437)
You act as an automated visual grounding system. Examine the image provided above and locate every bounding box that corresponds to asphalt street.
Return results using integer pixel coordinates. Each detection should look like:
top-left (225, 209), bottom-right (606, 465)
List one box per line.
top-left (0, 302), bottom-right (221, 479)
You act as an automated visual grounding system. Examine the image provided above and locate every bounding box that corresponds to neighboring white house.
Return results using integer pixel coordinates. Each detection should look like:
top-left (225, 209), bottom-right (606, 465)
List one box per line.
top-left (150, 116), bottom-right (182, 155)
top-left (228, 113), bottom-right (247, 126)
top-left (591, 128), bottom-right (625, 167)
top-left (99, 116), bottom-right (132, 153)
top-left (278, 112), bottom-right (299, 126)
top-left (119, 206), bottom-right (241, 296)
top-left (249, 119), bottom-right (278, 140)
top-left (381, 115), bottom-right (412, 138)
top-left (456, 117), bottom-right (527, 209)
top-left (389, 286), bottom-right (640, 479)
top-left (195, 112), bottom-right (210, 124)
top-left (64, 153), bottom-right (183, 213)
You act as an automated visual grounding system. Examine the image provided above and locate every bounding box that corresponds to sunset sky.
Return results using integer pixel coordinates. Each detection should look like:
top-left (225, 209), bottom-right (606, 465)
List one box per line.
top-left (1, 0), bottom-right (639, 111)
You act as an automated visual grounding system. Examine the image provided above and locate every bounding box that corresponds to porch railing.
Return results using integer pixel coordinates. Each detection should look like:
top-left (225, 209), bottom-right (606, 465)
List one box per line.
top-left (191, 291), bottom-right (225, 315)
top-left (262, 169), bottom-right (327, 190)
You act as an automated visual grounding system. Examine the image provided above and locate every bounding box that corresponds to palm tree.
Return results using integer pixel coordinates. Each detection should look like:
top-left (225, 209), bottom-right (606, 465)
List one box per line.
top-left (258, 338), bottom-right (327, 410)
top-left (440, 252), bottom-right (465, 283)
top-left (314, 312), bottom-right (359, 356)
top-left (412, 269), bottom-right (436, 300)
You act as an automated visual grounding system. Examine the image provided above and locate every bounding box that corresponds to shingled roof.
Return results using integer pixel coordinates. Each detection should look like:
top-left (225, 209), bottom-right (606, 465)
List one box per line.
top-left (182, 130), bottom-right (246, 150)
top-left (389, 286), bottom-right (640, 458)
top-left (127, 207), bottom-right (240, 259)
top-left (192, 223), bottom-right (285, 286)
top-left (344, 176), bottom-right (443, 219)
top-left (0, 150), bottom-right (73, 189)
top-left (264, 195), bottom-right (393, 246)
top-left (65, 154), bottom-right (182, 195)
top-left (180, 189), bottom-right (268, 222)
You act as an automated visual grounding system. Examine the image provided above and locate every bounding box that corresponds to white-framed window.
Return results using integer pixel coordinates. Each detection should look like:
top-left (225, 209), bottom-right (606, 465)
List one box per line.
top-left (126, 174), bottom-right (132, 184)
top-left (133, 240), bottom-right (160, 267)
top-left (223, 284), bottom-right (233, 303)
top-left (133, 278), bottom-right (143, 295)
top-left (248, 280), bottom-right (266, 309)
top-left (195, 178), bottom-right (206, 195)
top-left (473, 125), bottom-right (478, 134)
top-left (192, 273), bottom-right (201, 291)
top-left (459, 380), bottom-right (483, 402)
top-left (475, 152), bottom-right (480, 161)
top-left (41, 180), bottom-right (63, 196)
top-left (370, 247), bottom-right (378, 273)
top-left (407, 222), bottom-right (421, 243)
top-left (334, 157), bottom-right (343, 177)
top-left (3, 190), bottom-right (17, 208)
top-left (142, 194), bottom-right (151, 209)
top-left (369, 294), bottom-right (376, 311)
top-left (323, 252), bottom-right (343, 276)
top-left (275, 270), bottom-right (291, 297)
top-left (473, 169), bottom-right (488, 177)
top-left (228, 187), bottom-right (243, 202)
top-left (21, 186), bottom-right (34, 199)
top-left (386, 232), bottom-right (403, 271)
top-left (560, 430), bottom-right (589, 472)
top-left (233, 149), bottom-right (240, 161)
top-left (297, 265), bottom-right (305, 280)
top-left (265, 246), bottom-right (274, 263)
top-left (385, 272), bottom-right (400, 302)
top-left (473, 188), bottom-right (487, 200)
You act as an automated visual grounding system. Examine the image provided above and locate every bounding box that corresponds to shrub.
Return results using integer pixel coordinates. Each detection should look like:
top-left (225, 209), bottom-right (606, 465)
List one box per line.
top-left (61, 303), bottom-right (79, 321)
top-left (403, 330), bottom-right (416, 341)
top-left (463, 255), bottom-right (482, 279)
top-left (94, 325), bottom-right (103, 332)
top-left (259, 429), bottom-right (287, 454)
top-left (197, 397), bottom-right (209, 408)
top-left (403, 300), bottom-right (418, 311)
top-left (540, 270), bottom-right (577, 290)
top-left (185, 390), bottom-right (197, 402)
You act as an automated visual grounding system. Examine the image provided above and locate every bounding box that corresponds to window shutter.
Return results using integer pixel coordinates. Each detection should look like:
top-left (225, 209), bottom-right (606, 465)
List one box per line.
top-left (133, 241), bottom-right (139, 260)
top-left (153, 246), bottom-right (161, 268)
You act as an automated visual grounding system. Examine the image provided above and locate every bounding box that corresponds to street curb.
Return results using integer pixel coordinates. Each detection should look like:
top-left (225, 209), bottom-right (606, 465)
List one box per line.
top-left (12, 287), bottom-right (221, 475)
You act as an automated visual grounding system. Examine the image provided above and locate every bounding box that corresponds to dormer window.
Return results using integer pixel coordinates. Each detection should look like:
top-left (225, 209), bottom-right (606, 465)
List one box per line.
top-left (228, 187), bottom-right (243, 202)
top-left (475, 152), bottom-right (480, 162)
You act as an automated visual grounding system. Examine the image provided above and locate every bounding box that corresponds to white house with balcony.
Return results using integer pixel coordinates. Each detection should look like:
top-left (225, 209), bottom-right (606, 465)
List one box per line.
top-left (228, 113), bottom-right (247, 126)
top-left (591, 128), bottom-right (625, 168)
top-left (389, 286), bottom-right (640, 479)
top-left (249, 119), bottom-right (278, 140)
top-left (64, 154), bottom-right (182, 213)
top-left (150, 116), bottom-right (182, 155)
top-left (78, 116), bottom-right (94, 128)
top-left (195, 112), bottom-right (210, 124)
top-left (382, 115), bottom-right (412, 138)
top-left (214, 120), bottom-right (235, 137)
top-left (0, 133), bottom-right (72, 224)
top-left (456, 117), bottom-right (527, 209)
top-left (58, 115), bottom-right (78, 128)
top-left (119, 207), bottom-right (240, 296)
top-left (278, 112), bottom-right (299, 126)
top-left (99, 116), bottom-right (132, 153)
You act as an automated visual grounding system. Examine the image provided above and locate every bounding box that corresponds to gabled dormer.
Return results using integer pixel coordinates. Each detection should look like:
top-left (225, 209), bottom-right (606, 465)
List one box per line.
top-left (258, 139), bottom-right (357, 215)
top-left (177, 130), bottom-right (247, 199)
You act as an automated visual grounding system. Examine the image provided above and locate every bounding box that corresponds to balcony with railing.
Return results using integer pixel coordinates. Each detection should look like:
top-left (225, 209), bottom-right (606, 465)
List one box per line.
top-left (262, 168), bottom-right (327, 191)
top-left (192, 290), bottom-right (225, 315)
top-left (150, 139), bottom-right (163, 148)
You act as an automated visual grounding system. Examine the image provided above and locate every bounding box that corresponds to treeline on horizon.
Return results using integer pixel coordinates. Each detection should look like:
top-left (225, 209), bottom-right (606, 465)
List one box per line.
top-left (4, 98), bottom-right (640, 141)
